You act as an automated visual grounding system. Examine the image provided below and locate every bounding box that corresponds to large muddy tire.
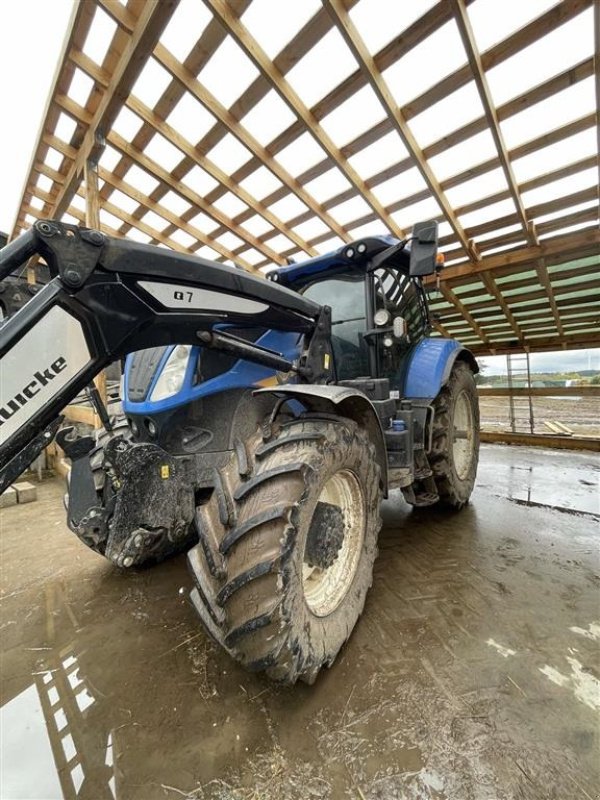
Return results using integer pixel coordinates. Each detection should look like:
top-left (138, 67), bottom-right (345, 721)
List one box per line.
top-left (187, 416), bottom-right (382, 684)
top-left (430, 361), bottom-right (479, 508)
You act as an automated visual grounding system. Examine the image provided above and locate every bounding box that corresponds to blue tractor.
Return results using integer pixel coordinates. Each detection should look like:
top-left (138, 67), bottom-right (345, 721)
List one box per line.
top-left (0, 219), bottom-right (479, 684)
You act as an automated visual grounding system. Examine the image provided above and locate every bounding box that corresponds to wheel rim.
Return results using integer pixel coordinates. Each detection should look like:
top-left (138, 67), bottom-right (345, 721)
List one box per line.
top-left (302, 470), bottom-right (365, 617)
top-left (452, 389), bottom-right (475, 480)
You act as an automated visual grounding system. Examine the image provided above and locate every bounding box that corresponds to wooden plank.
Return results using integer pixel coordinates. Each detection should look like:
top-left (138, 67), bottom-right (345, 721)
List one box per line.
top-left (153, 43), bottom-right (350, 243)
top-left (469, 331), bottom-right (600, 356)
top-left (63, 405), bottom-right (99, 426)
top-left (84, 158), bottom-right (107, 414)
top-left (480, 431), bottom-right (600, 452)
top-left (324, 0), bottom-right (477, 260)
top-left (426, 228), bottom-right (600, 284)
top-left (51, 1), bottom-right (179, 220)
top-left (450, 0), bottom-right (533, 245)
top-left (204, 0), bottom-right (407, 240)
top-left (478, 387), bottom-right (600, 397)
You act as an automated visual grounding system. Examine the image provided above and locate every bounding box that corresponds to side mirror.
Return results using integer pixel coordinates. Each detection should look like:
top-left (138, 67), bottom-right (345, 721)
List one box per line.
top-left (409, 220), bottom-right (438, 277)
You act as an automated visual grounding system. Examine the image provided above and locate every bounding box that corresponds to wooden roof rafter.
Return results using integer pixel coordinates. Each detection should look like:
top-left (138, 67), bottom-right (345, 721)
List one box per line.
top-left (7, 0), bottom-right (599, 358)
top-left (323, 0), bottom-right (479, 262)
top-left (203, 0), bottom-right (409, 242)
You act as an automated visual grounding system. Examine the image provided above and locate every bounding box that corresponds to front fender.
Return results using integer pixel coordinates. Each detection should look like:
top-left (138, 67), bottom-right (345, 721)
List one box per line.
top-left (255, 383), bottom-right (388, 496)
top-left (403, 339), bottom-right (478, 400)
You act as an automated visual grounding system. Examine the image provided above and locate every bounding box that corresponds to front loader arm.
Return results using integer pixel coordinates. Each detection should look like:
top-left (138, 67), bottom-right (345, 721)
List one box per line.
top-left (0, 221), bottom-right (333, 492)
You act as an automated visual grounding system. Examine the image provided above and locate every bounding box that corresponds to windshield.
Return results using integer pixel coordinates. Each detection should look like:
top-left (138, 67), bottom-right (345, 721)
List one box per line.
top-left (303, 277), bottom-right (369, 380)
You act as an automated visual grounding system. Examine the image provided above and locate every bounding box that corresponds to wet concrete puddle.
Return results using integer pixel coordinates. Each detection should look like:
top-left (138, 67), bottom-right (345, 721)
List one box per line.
top-left (1, 445), bottom-right (598, 798)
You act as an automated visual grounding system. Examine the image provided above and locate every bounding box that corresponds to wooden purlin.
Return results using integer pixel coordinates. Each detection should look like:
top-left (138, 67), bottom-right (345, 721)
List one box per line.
top-left (17, 0), bottom-right (595, 255)
top-left (151, 45), bottom-right (350, 242)
top-left (203, 0), bottom-right (408, 242)
top-left (479, 273), bottom-right (525, 345)
top-left (98, 0), bottom-right (351, 249)
top-left (439, 284), bottom-right (493, 350)
top-left (450, 0), bottom-right (534, 247)
top-left (98, 169), bottom-right (256, 268)
top-left (427, 228), bottom-right (600, 284)
top-left (323, 0), bottom-right (477, 262)
top-left (107, 130), bottom-right (283, 264)
top-left (50, 1), bottom-right (179, 221)
top-left (595, 0), bottom-right (600, 202)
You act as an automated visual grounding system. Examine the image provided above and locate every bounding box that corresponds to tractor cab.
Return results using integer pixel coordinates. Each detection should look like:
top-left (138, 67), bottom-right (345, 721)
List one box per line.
top-left (270, 221), bottom-right (440, 386)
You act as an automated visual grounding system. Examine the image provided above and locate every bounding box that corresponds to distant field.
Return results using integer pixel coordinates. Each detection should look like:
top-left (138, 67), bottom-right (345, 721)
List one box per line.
top-left (479, 396), bottom-right (600, 437)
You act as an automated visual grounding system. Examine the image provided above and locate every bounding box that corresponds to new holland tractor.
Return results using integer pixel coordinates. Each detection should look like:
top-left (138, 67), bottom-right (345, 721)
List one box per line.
top-left (0, 219), bottom-right (479, 684)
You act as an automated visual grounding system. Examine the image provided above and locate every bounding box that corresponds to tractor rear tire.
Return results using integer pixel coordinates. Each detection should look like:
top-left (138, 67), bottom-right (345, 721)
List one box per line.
top-left (429, 361), bottom-right (479, 508)
top-left (187, 416), bottom-right (382, 684)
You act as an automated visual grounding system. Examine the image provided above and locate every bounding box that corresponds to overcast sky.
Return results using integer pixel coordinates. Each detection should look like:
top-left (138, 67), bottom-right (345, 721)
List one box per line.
top-left (0, 0), bottom-right (74, 234)
top-left (481, 349), bottom-right (600, 375)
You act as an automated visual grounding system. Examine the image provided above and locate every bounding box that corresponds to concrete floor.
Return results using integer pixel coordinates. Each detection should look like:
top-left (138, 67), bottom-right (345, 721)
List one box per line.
top-left (0, 444), bottom-right (598, 800)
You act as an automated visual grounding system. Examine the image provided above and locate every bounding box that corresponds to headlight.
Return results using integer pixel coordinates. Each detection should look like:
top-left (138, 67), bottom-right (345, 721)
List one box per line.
top-left (150, 345), bottom-right (192, 401)
top-left (374, 308), bottom-right (391, 327)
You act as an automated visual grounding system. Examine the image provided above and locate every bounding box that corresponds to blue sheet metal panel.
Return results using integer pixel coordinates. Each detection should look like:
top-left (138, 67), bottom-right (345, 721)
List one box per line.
top-left (123, 329), bottom-right (301, 415)
top-left (403, 338), bottom-right (462, 399)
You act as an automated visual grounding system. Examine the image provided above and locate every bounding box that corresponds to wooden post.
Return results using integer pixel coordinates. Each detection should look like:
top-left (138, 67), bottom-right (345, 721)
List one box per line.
top-left (84, 159), bottom-right (107, 421)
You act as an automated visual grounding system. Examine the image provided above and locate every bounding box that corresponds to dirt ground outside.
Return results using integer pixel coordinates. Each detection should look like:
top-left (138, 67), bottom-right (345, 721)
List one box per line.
top-left (479, 396), bottom-right (600, 436)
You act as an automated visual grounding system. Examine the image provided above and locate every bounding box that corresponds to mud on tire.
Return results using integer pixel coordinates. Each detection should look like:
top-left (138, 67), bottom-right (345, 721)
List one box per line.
top-left (187, 416), bottom-right (382, 684)
top-left (429, 361), bottom-right (480, 508)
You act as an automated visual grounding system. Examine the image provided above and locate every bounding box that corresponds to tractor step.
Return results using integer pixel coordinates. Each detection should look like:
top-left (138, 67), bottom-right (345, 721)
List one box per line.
top-left (414, 468), bottom-right (433, 480)
top-left (412, 492), bottom-right (439, 507)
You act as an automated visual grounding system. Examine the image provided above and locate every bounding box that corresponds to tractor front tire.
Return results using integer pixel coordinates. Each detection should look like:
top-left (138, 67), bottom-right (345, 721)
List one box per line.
top-left (430, 361), bottom-right (480, 508)
top-left (187, 416), bottom-right (382, 684)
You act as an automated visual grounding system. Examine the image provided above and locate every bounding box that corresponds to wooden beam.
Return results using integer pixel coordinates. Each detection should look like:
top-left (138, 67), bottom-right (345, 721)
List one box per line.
top-left (480, 431), bottom-right (600, 452)
top-left (83, 159), bottom-right (106, 412)
top-left (95, 167), bottom-right (255, 269)
top-left (427, 228), bottom-right (600, 284)
top-left (440, 283), bottom-right (493, 349)
top-left (479, 272), bottom-right (524, 344)
top-left (478, 386), bottom-right (600, 397)
top-left (63, 404), bottom-right (99, 427)
top-left (323, 0), bottom-right (477, 260)
top-left (468, 331), bottom-right (600, 356)
top-left (203, 0), bottom-right (407, 241)
top-left (51, 1), bottom-right (179, 220)
top-left (153, 43), bottom-right (350, 243)
top-left (595, 0), bottom-right (600, 201)
top-left (450, 0), bottom-right (535, 246)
